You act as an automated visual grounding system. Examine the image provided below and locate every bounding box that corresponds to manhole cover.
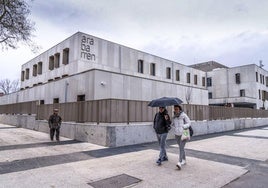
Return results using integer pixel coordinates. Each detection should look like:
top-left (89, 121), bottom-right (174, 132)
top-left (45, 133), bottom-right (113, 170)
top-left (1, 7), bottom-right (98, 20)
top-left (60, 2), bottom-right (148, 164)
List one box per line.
top-left (88, 174), bottom-right (142, 188)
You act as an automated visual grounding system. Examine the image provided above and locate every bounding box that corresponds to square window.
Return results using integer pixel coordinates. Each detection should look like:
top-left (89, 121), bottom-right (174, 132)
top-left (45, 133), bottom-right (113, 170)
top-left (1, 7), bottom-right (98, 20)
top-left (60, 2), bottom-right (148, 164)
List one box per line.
top-left (207, 77), bottom-right (212, 87)
top-left (208, 92), bottom-right (212, 99)
top-left (240, 89), bottom-right (245, 97)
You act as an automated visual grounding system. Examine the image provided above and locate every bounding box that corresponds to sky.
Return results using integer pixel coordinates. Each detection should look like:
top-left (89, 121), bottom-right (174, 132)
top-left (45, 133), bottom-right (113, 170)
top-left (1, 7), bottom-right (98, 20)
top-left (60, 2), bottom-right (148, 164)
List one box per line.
top-left (1, 0), bottom-right (268, 80)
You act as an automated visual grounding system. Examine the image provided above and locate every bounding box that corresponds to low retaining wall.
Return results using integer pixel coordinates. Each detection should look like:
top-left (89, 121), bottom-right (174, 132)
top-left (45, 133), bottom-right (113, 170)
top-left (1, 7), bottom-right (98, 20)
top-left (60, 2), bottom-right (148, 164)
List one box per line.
top-left (0, 114), bottom-right (267, 147)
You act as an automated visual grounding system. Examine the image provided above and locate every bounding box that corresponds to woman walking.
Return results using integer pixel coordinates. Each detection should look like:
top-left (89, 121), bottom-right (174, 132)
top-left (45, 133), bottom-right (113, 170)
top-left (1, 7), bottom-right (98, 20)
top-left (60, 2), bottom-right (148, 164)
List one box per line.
top-left (171, 105), bottom-right (191, 170)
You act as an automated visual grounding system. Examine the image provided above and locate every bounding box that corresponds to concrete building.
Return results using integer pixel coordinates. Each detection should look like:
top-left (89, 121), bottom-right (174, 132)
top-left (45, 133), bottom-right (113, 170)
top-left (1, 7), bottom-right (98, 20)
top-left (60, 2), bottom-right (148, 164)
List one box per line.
top-left (0, 32), bottom-right (208, 105)
top-left (191, 61), bottom-right (268, 109)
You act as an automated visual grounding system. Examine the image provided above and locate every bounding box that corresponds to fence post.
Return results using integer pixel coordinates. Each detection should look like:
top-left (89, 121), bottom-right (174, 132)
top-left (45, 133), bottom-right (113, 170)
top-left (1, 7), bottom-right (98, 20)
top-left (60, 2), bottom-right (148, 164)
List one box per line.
top-left (36, 101), bottom-right (39, 120)
top-left (127, 100), bottom-right (130, 124)
top-left (97, 100), bottom-right (100, 124)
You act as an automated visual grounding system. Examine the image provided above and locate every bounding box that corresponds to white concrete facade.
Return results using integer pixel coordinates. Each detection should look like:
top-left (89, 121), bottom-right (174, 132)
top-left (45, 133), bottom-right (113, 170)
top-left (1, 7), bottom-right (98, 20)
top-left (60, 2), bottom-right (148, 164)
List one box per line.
top-left (207, 64), bottom-right (268, 109)
top-left (0, 32), bottom-right (208, 105)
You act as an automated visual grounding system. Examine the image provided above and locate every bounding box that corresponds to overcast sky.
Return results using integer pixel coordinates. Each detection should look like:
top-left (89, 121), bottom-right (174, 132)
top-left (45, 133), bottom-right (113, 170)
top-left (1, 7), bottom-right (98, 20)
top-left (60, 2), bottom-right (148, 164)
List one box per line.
top-left (1, 0), bottom-right (268, 80)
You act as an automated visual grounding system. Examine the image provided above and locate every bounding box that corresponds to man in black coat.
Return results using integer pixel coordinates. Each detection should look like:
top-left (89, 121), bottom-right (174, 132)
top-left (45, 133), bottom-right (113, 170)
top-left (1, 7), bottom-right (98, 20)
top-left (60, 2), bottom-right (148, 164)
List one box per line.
top-left (153, 106), bottom-right (171, 165)
top-left (48, 109), bottom-right (62, 141)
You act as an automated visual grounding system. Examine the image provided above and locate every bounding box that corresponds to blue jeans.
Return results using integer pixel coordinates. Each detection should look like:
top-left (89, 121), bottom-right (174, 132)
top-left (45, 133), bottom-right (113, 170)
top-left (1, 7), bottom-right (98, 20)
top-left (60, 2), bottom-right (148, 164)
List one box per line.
top-left (156, 133), bottom-right (168, 160)
top-left (175, 135), bottom-right (187, 162)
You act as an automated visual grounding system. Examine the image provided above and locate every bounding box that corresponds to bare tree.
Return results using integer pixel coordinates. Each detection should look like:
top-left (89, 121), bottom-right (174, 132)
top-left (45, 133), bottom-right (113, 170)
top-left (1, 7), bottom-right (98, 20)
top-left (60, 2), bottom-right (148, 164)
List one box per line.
top-left (185, 87), bottom-right (192, 104)
top-left (0, 0), bottom-right (39, 52)
top-left (0, 78), bottom-right (20, 94)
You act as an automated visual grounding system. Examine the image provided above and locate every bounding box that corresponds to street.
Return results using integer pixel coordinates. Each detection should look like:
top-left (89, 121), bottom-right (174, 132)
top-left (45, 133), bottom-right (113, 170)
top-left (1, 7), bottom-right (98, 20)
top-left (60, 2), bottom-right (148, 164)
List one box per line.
top-left (0, 123), bottom-right (267, 188)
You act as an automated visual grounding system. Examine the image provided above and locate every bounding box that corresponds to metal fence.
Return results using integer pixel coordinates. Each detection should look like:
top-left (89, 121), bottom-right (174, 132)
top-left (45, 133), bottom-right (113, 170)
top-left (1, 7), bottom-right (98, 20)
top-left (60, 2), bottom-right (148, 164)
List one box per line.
top-left (1, 99), bottom-right (268, 123)
top-left (36, 99), bottom-right (158, 123)
top-left (0, 101), bottom-right (37, 115)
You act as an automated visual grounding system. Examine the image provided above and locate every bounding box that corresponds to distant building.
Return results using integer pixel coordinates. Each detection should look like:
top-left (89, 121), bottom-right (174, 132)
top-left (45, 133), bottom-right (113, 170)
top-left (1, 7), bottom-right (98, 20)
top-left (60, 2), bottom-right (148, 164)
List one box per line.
top-left (0, 32), bottom-right (208, 105)
top-left (191, 61), bottom-right (268, 109)
top-left (189, 61), bottom-right (228, 72)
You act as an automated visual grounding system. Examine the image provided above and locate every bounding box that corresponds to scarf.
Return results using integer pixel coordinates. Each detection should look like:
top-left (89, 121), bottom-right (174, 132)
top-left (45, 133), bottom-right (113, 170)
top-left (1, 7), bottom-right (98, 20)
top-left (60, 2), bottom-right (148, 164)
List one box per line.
top-left (173, 110), bottom-right (183, 119)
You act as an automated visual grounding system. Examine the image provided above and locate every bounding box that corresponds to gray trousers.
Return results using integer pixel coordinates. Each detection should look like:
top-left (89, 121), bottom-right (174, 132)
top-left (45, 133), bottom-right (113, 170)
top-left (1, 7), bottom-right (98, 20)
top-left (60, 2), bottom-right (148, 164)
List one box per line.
top-left (175, 135), bottom-right (187, 162)
top-left (156, 133), bottom-right (168, 159)
top-left (50, 128), bottom-right (60, 140)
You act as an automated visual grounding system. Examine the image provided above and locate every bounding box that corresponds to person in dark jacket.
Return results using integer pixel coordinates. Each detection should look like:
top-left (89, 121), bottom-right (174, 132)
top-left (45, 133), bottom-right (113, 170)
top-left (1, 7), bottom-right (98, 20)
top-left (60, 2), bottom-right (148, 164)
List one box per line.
top-left (153, 106), bottom-right (171, 165)
top-left (48, 108), bottom-right (62, 141)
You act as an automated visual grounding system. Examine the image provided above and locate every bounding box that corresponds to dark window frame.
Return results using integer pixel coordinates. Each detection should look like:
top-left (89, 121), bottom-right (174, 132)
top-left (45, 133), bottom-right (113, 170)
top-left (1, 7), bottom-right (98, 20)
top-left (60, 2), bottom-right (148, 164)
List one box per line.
top-left (54, 53), bottom-right (60, 68)
top-left (150, 63), bottom-right (155, 76)
top-left (207, 77), bottom-right (212, 87)
top-left (77, 95), bottom-right (86, 101)
top-left (240, 89), bottom-right (245, 97)
top-left (53, 98), bottom-right (59, 104)
top-left (21, 71), bottom-right (25, 81)
top-left (208, 92), bottom-right (212, 99)
top-left (63, 48), bottom-right (70, 65)
top-left (37, 62), bottom-right (43, 75)
top-left (235, 73), bottom-right (240, 84)
top-left (49, 55), bottom-right (54, 70)
top-left (175, 70), bottom-right (180, 81)
top-left (25, 68), bottom-right (30, 80)
top-left (33, 64), bottom-right (37, 77)
top-left (166, 67), bottom-right (171, 79)
top-left (187, 73), bottom-right (191, 83)
top-left (194, 74), bottom-right (198, 85)
top-left (138, 59), bottom-right (144, 73)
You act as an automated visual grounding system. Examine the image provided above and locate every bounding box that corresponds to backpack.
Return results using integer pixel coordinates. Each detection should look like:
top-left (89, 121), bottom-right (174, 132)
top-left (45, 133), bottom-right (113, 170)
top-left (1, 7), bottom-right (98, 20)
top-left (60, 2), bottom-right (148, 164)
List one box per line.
top-left (189, 126), bottom-right (194, 137)
top-left (183, 116), bottom-right (193, 137)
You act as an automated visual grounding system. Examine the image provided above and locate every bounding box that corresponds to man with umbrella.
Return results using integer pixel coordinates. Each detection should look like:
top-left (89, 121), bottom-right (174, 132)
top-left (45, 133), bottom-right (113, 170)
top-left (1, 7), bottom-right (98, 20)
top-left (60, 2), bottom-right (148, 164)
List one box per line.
top-left (153, 106), bottom-right (171, 165)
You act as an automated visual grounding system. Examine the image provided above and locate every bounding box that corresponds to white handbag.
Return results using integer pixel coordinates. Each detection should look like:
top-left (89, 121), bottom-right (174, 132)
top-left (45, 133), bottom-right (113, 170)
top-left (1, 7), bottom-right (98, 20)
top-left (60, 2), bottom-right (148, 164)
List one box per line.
top-left (181, 129), bottom-right (190, 141)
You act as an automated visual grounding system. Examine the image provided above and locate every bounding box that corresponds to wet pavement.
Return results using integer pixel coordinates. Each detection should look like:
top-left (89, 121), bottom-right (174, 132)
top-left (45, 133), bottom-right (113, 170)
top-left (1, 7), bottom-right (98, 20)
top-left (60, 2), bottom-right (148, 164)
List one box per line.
top-left (0, 123), bottom-right (267, 188)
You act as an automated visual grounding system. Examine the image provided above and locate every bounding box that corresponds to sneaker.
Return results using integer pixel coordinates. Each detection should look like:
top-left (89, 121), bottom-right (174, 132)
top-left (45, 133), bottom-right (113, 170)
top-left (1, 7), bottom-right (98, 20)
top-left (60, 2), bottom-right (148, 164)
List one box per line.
top-left (156, 158), bottom-right (162, 165)
top-left (181, 160), bottom-right (186, 165)
top-left (162, 156), bottom-right (168, 161)
top-left (176, 162), bottom-right (181, 170)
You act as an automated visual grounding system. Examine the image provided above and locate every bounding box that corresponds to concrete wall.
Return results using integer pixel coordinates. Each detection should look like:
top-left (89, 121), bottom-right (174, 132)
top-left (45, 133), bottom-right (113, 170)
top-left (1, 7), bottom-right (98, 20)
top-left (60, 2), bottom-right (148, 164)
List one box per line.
top-left (1, 114), bottom-right (267, 147)
top-left (0, 68), bottom-right (208, 105)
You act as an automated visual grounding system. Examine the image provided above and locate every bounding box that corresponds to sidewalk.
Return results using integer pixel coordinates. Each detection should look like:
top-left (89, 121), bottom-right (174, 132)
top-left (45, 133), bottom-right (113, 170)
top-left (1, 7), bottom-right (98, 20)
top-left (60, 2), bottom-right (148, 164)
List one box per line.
top-left (0, 123), bottom-right (267, 188)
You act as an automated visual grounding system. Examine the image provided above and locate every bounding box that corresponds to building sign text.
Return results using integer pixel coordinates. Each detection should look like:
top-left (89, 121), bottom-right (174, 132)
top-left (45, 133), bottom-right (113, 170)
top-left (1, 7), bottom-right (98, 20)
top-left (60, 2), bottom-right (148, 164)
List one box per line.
top-left (81, 35), bottom-right (96, 61)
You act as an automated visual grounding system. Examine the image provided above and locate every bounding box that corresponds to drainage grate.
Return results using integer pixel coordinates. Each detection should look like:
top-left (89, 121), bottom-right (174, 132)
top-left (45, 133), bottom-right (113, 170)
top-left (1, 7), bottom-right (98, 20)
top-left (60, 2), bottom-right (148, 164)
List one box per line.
top-left (88, 174), bottom-right (142, 188)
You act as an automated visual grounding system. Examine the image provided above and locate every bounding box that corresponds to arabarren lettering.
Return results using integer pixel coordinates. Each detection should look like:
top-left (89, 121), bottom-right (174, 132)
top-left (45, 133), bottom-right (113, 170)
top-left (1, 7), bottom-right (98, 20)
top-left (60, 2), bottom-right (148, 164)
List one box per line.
top-left (81, 52), bottom-right (96, 61)
top-left (81, 35), bottom-right (96, 61)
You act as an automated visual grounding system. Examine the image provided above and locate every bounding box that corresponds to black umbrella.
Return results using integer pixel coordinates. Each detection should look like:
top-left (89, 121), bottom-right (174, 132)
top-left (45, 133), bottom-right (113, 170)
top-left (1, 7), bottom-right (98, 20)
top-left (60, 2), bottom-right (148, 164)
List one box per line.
top-left (148, 97), bottom-right (183, 107)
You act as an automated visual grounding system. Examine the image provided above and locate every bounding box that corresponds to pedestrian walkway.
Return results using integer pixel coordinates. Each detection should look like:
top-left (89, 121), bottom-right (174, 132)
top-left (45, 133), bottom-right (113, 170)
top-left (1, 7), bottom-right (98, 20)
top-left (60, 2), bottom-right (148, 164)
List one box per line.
top-left (0, 123), bottom-right (267, 188)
